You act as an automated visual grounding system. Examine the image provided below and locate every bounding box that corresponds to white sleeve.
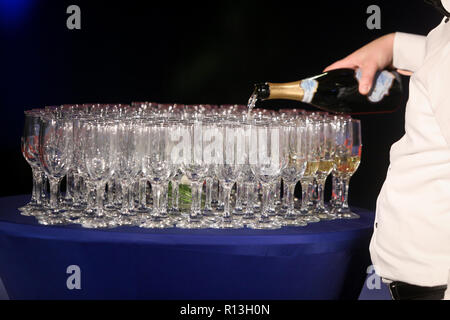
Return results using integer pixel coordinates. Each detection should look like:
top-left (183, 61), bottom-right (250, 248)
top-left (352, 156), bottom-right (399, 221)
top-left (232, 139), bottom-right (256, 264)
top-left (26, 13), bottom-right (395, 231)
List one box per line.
top-left (427, 41), bottom-right (450, 147)
top-left (393, 32), bottom-right (427, 72)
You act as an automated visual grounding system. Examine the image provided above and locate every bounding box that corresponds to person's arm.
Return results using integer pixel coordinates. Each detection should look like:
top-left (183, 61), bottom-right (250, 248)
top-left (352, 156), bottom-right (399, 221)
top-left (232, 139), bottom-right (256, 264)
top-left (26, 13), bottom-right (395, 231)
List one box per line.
top-left (324, 32), bottom-right (426, 95)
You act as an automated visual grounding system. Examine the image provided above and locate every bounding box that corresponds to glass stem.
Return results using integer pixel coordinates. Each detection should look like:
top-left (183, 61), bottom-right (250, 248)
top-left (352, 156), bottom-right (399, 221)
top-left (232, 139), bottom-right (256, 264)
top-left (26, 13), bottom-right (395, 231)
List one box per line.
top-left (41, 173), bottom-right (48, 202)
top-left (30, 168), bottom-right (37, 203)
top-left (261, 183), bottom-right (271, 220)
top-left (331, 174), bottom-right (337, 206)
top-left (223, 184), bottom-right (233, 219)
top-left (159, 182), bottom-right (169, 215)
top-left (128, 184), bottom-right (135, 211)
top-left (114, 180), bottom-right (122, 207)
top-left (286, 182), bottom-right (296, 217)
top-left (300, 178), bottom-right (311, 212)
top-left (316, 176), bottom-right (327, 210)
top-left (342, 176), bottom-right (351, 211)
top-left (218, 181), bottom-right (224, 208)
top-left (48, 177), bottom-right (61, 210)
top-left (204, 178), bottom-right (212, 211)
top-left (139, 178), bottom-right (147, 208)
top-left (275, 178), bottom-right (281, 204)
top-left (121, 182), bottom-right (130, 214)
top-left (172, 180), bottom-right (179, 211)
top-left (190, 182), bottom-right (202, 219)
top-left (268, 183), bottom-right (276, 213)
top-left (105, 180), bottom-right (114, 207)
top-left (96, 183), bottom-right (105, 217)
top-left (334, 175), bottom-right (343, 208)
top-left (211, 179), bottom-right (219, 205)
top-left (243, 183), bottom-right (253, 216)
top-left (85, 181), bottom-right (95, 212)
top-left (31, 168), bottom-right (43, 205)
top-left (282, 179), bottom-right (289, 208)
top-left (65, 171), bottom-right (73, 201)
top-left (72, 173), bottom-right (80, 205)
top-left (151, 183), bottom-right (162, 219)
top-left (309, 178), bottom-right (318, 207)
top-left (235, 181), bottom-right (243, 212)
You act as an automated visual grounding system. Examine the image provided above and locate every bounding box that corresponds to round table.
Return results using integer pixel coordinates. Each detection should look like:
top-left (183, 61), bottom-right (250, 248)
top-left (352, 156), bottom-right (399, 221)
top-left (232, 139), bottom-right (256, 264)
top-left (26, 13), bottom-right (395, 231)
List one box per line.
top-left (0, 195), bottom-right (374, 300)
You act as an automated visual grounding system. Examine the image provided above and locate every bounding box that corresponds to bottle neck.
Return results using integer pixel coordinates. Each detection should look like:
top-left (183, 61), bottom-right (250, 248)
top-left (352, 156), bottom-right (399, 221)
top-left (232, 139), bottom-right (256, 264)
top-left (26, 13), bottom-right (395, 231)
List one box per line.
top-left (255, 81), bottom-right (305, 101)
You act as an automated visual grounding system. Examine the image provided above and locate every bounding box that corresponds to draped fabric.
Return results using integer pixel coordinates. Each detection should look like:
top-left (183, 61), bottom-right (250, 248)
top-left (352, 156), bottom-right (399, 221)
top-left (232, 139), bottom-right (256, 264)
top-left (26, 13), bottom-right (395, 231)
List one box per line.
top-left (0, 195), bottom-right (374, 300)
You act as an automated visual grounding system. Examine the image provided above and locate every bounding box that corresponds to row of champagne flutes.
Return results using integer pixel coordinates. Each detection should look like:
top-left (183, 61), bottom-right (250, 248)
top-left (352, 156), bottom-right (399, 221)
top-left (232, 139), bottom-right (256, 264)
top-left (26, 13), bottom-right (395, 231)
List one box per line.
top-left (20, 102), bottom-right (362, 229)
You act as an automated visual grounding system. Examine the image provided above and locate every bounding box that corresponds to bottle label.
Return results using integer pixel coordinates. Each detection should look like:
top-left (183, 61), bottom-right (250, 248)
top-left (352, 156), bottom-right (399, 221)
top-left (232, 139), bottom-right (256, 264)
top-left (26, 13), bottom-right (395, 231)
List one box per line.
top-left (355, 69), bottom-right (395, 102)
top-left (300, 78), bottom-right (319, 103)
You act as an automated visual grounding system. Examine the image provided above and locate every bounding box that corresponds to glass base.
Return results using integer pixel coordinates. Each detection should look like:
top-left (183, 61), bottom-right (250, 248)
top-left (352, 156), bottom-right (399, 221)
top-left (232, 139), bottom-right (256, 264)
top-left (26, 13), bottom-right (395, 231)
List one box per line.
top-left (315, 206), bottom-right (337, 221)
top-left (61, 209), bottom-right (84, 220)
top-left (317, 212), bottom-right (337, 221)
top-left (240, 215), bottom-right (256, 226)
top-left (104, 204), bottom-right (120, 211)
top-left (175, 218), bottom-right (209, 229)
top-left (19, 202), bottom-right (45, 216)
top-left (210, 217), bottom-right (242, 229)
top-left (134, 206), bottom-right (150, 213)
top-left (247, 217), bottom-right (282, 230)
top-left (140, 218), bottom-right (173, 229)
top-left (18, 205), bottom-right (32, 215)
top-left (70, 202), bottom-right (87, 211)
top-left (335, 211), bottom-right (360, 219)
top-left (113, 214), bottom-right (142, 227)
top-left (282, 214), bottom-right (308, 227)
top-left (202, 208), bottom-right (217, 217)
top-left (80, 216), bottom-right (115, 229)
top-left (302, 214), bottom-right (320, 223)
top-left (37, 213), bottom-right (68, 226)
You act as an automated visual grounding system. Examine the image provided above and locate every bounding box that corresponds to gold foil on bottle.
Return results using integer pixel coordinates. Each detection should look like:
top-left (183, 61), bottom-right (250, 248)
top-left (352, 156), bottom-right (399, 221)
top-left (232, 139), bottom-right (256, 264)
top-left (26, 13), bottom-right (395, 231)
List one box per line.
top-left (267, 81), bottom-right (305, 101)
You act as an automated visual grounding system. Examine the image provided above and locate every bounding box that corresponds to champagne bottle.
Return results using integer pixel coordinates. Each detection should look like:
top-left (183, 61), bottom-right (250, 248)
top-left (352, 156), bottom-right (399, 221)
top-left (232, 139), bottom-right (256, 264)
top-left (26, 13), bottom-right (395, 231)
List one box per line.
top-left (254, 68), bottom-right (403, 114)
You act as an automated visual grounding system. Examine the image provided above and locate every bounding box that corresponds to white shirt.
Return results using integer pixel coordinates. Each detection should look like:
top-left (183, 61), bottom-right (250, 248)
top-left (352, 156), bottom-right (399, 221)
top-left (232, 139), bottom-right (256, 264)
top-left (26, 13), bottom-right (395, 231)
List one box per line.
top-left (370, 1), bottom-right (450, 286)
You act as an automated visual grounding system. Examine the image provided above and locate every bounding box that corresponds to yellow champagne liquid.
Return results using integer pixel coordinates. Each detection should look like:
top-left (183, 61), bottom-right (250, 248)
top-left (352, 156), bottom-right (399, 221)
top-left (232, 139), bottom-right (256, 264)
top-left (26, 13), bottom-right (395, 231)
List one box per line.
top-left (303, 160), bottom-right (319, 178)
top-left (317, 160), bottom-right (334, 175)
top-left (335, 155), bottom-right (361, 175)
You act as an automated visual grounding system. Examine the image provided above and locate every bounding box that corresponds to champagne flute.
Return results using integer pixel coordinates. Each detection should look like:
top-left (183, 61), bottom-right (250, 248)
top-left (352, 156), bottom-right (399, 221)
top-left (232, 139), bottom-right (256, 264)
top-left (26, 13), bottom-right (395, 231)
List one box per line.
top-left (299, 117), bottom-right (321, 223)
top-left (315, 117), bottom-right (337, 220)
top-left (38, 115), bottom-right (73, 225)
top-left (20, 110), bottom-right (45, 216)
top-left (280, 118), bottom-right (308, 226)
top-left (248, 119), bottom-right (287, 229)
top-left (333, 118), bottom-right (362, 219)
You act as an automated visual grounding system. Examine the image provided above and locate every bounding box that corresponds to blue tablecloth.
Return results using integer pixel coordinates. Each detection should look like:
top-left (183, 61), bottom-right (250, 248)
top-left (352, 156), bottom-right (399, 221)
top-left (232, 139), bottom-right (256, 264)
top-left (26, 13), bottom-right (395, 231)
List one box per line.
top-left (0, 195), bottom-right (374, 300)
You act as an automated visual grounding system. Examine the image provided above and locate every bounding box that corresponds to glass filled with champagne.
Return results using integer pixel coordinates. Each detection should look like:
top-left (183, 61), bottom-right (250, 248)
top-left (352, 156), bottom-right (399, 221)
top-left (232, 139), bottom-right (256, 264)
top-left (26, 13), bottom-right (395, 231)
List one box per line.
top-left (332, 118), bottom-right (362, 219)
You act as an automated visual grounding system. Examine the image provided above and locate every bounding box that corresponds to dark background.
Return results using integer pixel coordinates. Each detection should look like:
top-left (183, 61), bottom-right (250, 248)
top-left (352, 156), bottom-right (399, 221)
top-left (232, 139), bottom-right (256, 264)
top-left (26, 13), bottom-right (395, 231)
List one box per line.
top-left (0, 0), bottom-right (443, 210)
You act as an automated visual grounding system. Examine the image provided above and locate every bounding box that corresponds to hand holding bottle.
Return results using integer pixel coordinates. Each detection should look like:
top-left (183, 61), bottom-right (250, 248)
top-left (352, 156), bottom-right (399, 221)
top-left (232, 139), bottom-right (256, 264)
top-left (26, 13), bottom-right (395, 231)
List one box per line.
top-left (323, 33), bottom-right (408, 95)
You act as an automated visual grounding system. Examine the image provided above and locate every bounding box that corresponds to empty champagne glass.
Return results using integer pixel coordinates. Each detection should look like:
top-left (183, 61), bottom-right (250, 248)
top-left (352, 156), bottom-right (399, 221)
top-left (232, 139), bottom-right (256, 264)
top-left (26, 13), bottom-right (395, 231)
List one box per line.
top-left (38, 115), bottom-right (73, 225)
top-left (114, 119), bottom-right (142, 226)
top-left (80, 120), bottom-right (118, 228)
top-left (178, 120), bottom-right (210, 228)
top-left (20, 110), bottom-right (45, 216)
top-left (212, 121), bottom-right (243, 229)
top-left (141, 121), bottom-right (173, 228)
top-left (248, 120), bottom-right (287, 229)
top-left (240, 122), bottom-right (258, 225)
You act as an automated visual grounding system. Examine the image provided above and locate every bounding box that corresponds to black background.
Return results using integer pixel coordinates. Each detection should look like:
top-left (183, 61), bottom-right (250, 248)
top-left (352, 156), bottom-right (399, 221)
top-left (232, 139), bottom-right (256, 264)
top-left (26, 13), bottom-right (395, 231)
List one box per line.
top-left (0, 0), bottom-right (443, 210)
